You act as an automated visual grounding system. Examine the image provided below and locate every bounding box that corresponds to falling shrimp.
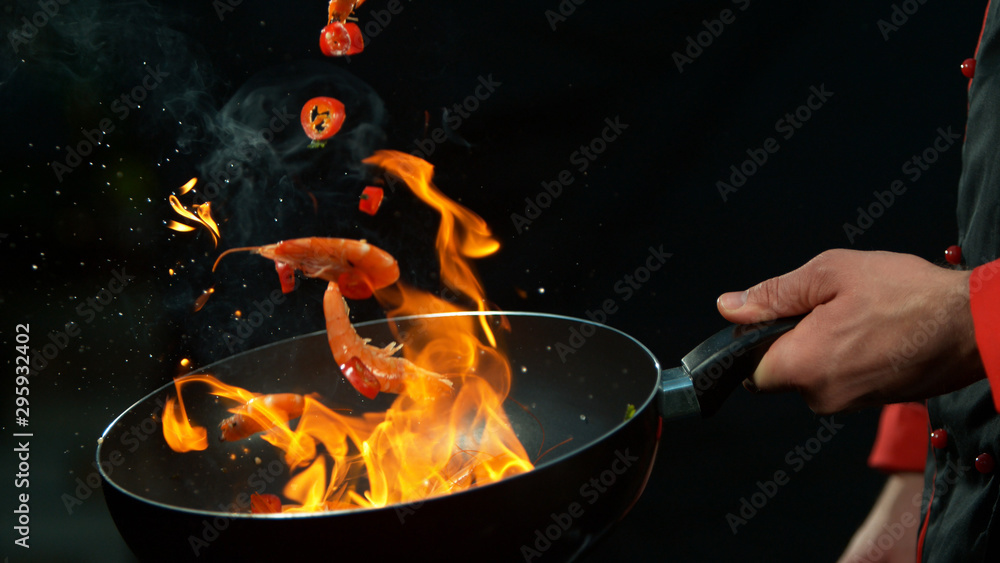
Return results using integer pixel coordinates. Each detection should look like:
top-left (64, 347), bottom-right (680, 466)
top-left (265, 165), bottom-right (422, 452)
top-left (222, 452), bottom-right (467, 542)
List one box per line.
top-left (219, 393), bottom-right (306, 442)
top-left (327, 0), bottom-right (365, 24)
top-left (213, 237), bottom-right (452, 399)
top-left (324, 280), bottom-right (450, 398)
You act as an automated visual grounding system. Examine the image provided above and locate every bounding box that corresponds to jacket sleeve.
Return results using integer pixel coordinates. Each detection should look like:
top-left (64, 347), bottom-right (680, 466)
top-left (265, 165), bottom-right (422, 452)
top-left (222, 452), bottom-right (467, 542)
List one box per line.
top-left (867, 402), bottom-right (929, 473)
top-left (970, 260), bottom-right (1000, 412)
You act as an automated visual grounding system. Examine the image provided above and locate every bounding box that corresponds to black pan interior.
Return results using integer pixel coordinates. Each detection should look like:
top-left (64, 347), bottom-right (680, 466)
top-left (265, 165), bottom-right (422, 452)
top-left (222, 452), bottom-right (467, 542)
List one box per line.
top-left (99, 311), bottom-right (661, 514)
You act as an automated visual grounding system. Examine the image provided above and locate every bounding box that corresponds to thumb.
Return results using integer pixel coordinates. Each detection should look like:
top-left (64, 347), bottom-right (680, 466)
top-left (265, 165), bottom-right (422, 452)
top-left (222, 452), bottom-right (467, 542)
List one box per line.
top-left (717, 252), bottom-right (841, 324)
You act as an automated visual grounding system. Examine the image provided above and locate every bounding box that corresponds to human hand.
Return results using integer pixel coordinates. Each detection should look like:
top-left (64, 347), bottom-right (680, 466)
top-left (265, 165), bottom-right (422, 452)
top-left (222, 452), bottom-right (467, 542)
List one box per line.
top-left (717, 249), bottom-right (983, 413)
top-left (836, 473), bottom-right (923, 563)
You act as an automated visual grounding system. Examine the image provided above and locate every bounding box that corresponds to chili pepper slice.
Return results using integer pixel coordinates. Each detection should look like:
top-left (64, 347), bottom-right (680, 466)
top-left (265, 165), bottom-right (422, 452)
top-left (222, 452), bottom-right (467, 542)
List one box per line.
top-left (275, 261), bottom-right (296, 294)
top-left (340, 356), bottom-right (380, 399)
top-left (300, 96), bottom-right (346, 146)
top-left (337, 271), bottom-right (373, 300)
top-left (358, 186), bottom-right (384, 216)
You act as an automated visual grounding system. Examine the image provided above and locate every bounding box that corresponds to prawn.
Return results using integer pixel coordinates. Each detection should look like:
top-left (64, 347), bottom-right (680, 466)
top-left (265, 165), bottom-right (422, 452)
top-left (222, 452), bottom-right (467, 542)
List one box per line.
top-left (214, 237), bottom-right (399, 297)
top-left (327, 0), bottom-right (365, 24)
top-left (213, 237), bottom-right (451, 399)
top-left (324, 280), bottom-right (451, 398)
top-left (219, 393), bottom-right (305, 442)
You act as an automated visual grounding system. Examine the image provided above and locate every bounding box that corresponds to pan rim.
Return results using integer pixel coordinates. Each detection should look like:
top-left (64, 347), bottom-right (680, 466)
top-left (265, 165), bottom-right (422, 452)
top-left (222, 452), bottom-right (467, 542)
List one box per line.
top-left (96, 310), bottom-right (661, 520)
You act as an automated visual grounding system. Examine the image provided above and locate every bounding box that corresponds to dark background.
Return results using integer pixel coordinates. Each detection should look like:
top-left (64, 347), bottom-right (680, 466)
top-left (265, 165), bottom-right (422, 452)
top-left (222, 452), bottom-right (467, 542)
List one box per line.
top-left (0, 0), bottom-right (985, 561)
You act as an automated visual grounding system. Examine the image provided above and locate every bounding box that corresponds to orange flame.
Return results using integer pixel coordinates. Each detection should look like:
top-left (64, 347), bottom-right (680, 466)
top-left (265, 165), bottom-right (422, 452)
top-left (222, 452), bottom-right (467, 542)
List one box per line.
top-left (178, 177), bottom-right (198, 195)
top-left (365, 150), bottom-right (501, 346)
top-left (161, 384), bottom-right (208, 453)
top-left (167, 178), bottom-right (221, 246)
top-left (165, 221), bottom-right (196, 232)
top-left (162, 152), bottom-right (534, 513)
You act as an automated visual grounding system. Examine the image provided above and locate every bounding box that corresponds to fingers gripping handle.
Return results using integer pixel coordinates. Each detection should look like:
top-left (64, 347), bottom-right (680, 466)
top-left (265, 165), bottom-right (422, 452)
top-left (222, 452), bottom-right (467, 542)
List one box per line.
top-left (660, 317), bottom-right (801, 419)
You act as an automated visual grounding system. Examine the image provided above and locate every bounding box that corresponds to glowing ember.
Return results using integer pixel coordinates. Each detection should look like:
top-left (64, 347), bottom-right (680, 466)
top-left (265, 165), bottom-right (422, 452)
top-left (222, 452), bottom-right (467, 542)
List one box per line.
top-left (162, 153), bottom-right (534, 514)
top-left (193, 287), bottom-right (215, 312)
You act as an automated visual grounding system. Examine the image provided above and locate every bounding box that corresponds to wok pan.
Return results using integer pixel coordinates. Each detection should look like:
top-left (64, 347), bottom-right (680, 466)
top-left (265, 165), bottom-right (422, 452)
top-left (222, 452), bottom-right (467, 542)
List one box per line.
top-left (98, 311), bottom-right (797, 562)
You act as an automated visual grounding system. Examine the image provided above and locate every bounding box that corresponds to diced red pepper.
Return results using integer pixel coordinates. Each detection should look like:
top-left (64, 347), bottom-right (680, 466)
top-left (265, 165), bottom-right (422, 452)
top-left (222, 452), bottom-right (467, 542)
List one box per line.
top-left (337, 271), bottom-right (373, 300)
top-left (359, 186), bottom-right (383, 216)
top-left (250, 492), bottom-right (282, 514)
top-left (274, 261), bottom-right (296, 294)
top-left (340, 356), bottom-right (380, 399)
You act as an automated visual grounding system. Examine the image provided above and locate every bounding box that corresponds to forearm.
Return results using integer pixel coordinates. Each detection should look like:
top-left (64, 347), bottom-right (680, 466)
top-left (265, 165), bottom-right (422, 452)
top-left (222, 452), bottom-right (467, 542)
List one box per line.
top-left (837, 473), bottom-right (924, 563)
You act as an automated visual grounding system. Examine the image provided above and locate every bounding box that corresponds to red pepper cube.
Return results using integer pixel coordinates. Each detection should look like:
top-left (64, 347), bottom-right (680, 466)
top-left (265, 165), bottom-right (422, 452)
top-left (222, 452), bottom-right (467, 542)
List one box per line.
top-left (359, 186), bottom-right (384, 216)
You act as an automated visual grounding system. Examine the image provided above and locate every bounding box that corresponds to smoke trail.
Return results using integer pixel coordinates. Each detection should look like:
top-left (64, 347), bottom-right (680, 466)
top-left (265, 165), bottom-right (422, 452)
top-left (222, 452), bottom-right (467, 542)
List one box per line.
top-left (1, 0), bottom-right (217, 136)
top-left (188, 60), bottom-right (387, 245)
top-left (1, 0), bottom-right (393, 362)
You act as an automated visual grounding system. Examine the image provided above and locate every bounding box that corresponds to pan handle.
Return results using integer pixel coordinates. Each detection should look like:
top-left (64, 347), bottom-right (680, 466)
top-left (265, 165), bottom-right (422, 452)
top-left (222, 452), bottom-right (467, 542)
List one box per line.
top-left (659, 317), bottom-right (802, 419)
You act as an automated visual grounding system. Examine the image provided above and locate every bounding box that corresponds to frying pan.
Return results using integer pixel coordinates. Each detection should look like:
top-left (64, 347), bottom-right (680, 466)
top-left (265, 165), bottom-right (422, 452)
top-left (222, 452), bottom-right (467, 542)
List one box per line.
top-left (98, 311), bottom-right (797, 562)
